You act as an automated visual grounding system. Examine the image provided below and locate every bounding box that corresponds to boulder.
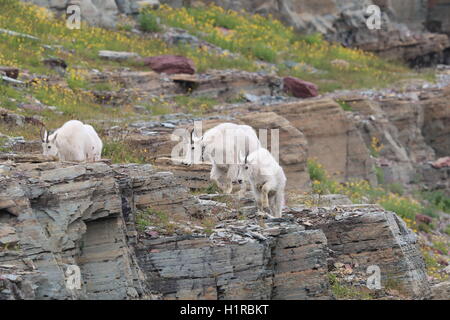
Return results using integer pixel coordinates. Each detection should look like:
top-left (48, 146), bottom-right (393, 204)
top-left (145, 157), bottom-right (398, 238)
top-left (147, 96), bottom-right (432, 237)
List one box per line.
top-left (142, 55), bottom-right (196, 75)
top-left (331, 59), bottom-right (350, 69)
top-left (0, 67), bottom-right (19, 79)
top-left (415, 214), bottom-right (433, 225)
top-left (42, 57), bottom-right (67, 70)
top-left (0, 224), bottom-right (18, 245)
top-left (0, 108), bottom-right (44, 127)
top-left (18, 104), bottom-right (45, 112)
top-left (98, 50), bottom-right (141, 61)
top-left (283, 76), bottom-right (318, 98)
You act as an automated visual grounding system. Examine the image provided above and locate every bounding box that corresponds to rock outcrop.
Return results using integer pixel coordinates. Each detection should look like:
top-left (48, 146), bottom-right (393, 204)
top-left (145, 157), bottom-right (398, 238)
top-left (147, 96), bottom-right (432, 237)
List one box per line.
top-left (427, 0), bottom-right (450, 38)
top-left (137, 224), bottom-right (331, 300)
top-left (0, 157), bottom-right (432, 300)
top-left (293, 204), bottom-right (431, 298)
top-left (334, 83), bottom-right (450, 192)
top-left (232, 98), bottom-right (375, 184)
top-left (0, 161), bottom-right (150, 299)
top-left (174, 0), bottom-right (450, 66)
top-left (87, 69), bottom-right (283, 104)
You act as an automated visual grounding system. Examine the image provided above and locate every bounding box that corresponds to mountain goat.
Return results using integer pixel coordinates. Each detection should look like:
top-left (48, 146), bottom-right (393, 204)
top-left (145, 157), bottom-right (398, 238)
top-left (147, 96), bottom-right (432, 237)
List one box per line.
top-left (187, 122), bottom-right (261, 194)
top-left (41, 120), bottom-right (103, 162)
top-left (237, 148), bottom-right (286, 218)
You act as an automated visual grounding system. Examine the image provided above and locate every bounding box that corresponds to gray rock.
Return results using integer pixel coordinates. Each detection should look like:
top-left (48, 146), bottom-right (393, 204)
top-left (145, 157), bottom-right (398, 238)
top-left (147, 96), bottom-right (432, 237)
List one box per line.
top-left (99, 50), bottom-right (140, 61)
top-left (294, 204), bottom-right (431, 299)
top-left (430, 281), bottom-right (450, 300)
top-left (0, 28), bottom-right (40, 41)
top-left (0, 159), bottom-right (433, 300)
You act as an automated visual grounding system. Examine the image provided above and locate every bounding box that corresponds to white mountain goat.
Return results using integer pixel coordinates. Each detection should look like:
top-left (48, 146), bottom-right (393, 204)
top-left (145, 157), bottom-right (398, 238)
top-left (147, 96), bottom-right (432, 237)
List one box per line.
top-left (237, 147), bottom-right (287, 218)
top-left (187, 122), bottom-right (261, 194)
top-left (83, 124), bottom-right (103, 161)
top-left (41, 120), bottom-right (103, 162)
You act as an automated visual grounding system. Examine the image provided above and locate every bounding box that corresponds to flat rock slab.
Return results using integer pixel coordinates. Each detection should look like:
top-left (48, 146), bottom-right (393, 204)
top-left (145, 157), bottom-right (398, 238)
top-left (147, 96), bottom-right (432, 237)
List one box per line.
top-left (99, 50), bottom-right (141, 61)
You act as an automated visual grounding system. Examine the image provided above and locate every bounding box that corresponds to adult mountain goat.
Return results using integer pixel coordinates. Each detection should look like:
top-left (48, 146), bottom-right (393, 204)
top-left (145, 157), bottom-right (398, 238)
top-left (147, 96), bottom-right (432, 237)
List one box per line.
top-left (187, 122), bottom-right (261, 194)
top-left (238, 148), bottom-right (286, 218)
top-left (41, 120), bottom-right (103, 162)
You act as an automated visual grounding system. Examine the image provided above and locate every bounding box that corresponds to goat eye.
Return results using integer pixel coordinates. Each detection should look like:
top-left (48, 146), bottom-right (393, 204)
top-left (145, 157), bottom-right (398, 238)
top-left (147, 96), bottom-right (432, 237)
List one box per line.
top-left (245, 166), bottom-right (248, 170)
top-left (48, 146), bottom-right (51, 149)
top-left (191, 147), bottom-right (195, 150)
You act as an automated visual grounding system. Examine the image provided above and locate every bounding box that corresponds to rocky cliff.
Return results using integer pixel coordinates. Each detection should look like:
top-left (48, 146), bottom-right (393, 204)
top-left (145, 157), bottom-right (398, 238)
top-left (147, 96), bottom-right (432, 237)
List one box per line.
top-left (0, 157), bottom-right (432, 299)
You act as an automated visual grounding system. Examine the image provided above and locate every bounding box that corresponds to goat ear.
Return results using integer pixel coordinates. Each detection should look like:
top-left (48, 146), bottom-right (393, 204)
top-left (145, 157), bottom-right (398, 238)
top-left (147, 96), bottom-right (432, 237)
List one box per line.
top-left (189, 128), bottom-right (194, 144)
top-left (51, 133), bottom-right (58, 142)
top-left (191, 129), bottom-right (203, 143)
top-left (238, 151), bottom-right (245, 164)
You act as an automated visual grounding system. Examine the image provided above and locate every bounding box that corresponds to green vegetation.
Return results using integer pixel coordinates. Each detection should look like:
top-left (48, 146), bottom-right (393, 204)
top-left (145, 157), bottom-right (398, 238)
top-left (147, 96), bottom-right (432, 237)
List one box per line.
top-left (0, 0), bottom-right (437, 137)
top-left (0, 0), bottom-right (258, 133)
top-left (136, 207), bottom-right (174, 234)
top-left (192, 183), bottom-right (221, 195)
top-left (369, 136), bottom-right (383, 158)
top-left (445, 225), bottom-right (450, 236)
top-left (328, 273), bottom-right (374, 300)
top-left (144, 101), bottom-right (174, 116)
top-left (0, 0), bottom-right (256, 75)
top-left (174, 96), bottom-right (219, 114)
top-left (153, 3), bottom-right (434, 92)
top-left (374, 166), bottom-right (384, 185)
top-left (138, 11), bottom-right (162, 32)
top-left (421, 191), bottom-right (450, 214)
top-left (200, 217), bottom-right (216, 235)
top-left (102, 139), bottom-right (149, 164)
top-left (421, 244), bottom-right (449, 281)
top-left (307, 159), bottom-right (422, 227)
top-left (386, 183), bottom-right (404, 196)
top-left (0, 122), bottom-right (41, 141)
top-left (336, 100), bottom-right (353, 111)
top-left (307, 159), bottom-right (450, 236)
top-left (433, 241), bottom-right (449, 255)
top-left (378, 194), bottom-right (422, 221)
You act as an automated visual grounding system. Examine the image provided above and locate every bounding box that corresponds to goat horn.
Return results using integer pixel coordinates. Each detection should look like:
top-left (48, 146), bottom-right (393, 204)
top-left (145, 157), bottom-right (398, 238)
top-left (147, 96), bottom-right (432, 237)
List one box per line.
top-left (40, 125), bottom-right (46, 142)
top-left (189, 128), bottom-right (194, 144)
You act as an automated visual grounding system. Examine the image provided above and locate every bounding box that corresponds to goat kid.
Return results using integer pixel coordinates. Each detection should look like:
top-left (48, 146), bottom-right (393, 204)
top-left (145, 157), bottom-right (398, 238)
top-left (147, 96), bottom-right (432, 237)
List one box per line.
top-left (237, 148), bottom-right (286, 218)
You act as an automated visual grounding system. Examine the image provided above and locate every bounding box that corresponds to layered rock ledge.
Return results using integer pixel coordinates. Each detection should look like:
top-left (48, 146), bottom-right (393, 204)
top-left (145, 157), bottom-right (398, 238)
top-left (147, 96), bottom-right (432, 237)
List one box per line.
top-left (0, 158), bottom-right (432, 299)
